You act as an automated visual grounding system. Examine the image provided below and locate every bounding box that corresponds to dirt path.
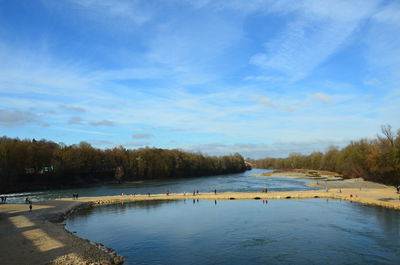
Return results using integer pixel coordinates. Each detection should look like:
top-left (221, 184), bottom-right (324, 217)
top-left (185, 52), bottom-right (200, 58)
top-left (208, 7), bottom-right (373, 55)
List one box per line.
top-left (1, 188), bottom-right (399, 265)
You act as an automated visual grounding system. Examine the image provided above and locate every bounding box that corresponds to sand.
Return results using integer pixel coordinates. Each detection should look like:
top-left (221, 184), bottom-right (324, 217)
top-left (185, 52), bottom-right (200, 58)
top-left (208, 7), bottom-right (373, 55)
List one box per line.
top-left (0, 200), bottom-right (123, 265)
top-left (307, 178), bottom-right (389, 189)
top-left (1, 187), bottom-right (400, 265)
top-left (254, 170), bottom-right (389, 189)
top-left (253, 169), bottom-right (342, 180)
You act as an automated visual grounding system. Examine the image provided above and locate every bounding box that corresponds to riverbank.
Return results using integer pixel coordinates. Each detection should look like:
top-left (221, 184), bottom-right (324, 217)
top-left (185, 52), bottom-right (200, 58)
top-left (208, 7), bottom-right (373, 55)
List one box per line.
top-left (254, 169), bottom-right (342, 179)
top-left (1, 188), bottom-right (399, 265)
top-left (254, 169), bottom-right (389, 189)
top-left (0, 199), bottom-right (124, 265)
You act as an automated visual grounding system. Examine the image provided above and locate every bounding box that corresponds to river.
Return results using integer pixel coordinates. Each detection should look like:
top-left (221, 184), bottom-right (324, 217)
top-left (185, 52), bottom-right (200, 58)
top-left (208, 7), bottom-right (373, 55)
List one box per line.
top-left (1, 169), bottom-right (316, 203)
top-left (66, 199), bottom-right (400, 265)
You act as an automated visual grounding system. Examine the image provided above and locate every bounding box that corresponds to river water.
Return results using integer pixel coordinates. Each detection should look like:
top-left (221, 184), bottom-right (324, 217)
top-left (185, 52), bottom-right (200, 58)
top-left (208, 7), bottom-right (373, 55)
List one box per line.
top-left (66, 199), bottom-right (400, 265)
top-left (2, 169), bottom-right (316, 203)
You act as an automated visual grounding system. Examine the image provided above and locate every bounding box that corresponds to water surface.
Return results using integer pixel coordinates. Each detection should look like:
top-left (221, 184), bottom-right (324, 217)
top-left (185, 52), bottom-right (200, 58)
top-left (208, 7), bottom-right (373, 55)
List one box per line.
top-left (3, 169), bottom-right (315, 203)
top-left (66, 199), bottom-right (400, 265)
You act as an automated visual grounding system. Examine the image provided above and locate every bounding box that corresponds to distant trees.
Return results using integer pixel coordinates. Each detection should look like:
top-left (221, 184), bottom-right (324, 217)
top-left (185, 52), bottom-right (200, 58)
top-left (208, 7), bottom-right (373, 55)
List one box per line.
top-left (114, 166), bottom-right (124, 183)
top-left (0, 137), bottom-right (247, 193)
top-left (249, 125), bottom-right (400, 186)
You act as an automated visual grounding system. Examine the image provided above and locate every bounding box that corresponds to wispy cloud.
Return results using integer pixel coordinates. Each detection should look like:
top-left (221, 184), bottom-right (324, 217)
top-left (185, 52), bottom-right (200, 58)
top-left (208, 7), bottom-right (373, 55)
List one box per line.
top-left (124, 141), bottom-right (151, 147)
top-left (180, 138), bottom-right (351, 158)
top-left (59, 105), bottom-right (86, 113)
top-left (250, 0), bottom-right (380, 80)
top-left (87, 139), bottom-right (114, 146)
top-left (365, 2), bottom-right (400, 79)
top-left (0, 109), bottom-right (48, 127)
top-left (67, 116), bottom-right (84, 125)
top-left (1, 0), bottom-right (399, 158)
top-left (132, 133), bottom-right (154, 139)
top-left (311, 93), bottom-right (332, 103)
top-left (54, 127), bottom-right (114, 136)
top-left (64, 0), bottom-right (153, 26)
top-left (89, 120), bottom-right (116, 127)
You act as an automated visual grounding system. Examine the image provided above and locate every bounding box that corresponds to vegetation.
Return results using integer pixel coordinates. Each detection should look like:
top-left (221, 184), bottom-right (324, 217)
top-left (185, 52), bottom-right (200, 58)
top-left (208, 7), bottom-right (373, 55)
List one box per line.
top-left (0, 138), bottom-right (247, 193)
top-left (249, 125), bottom-right (400, 186)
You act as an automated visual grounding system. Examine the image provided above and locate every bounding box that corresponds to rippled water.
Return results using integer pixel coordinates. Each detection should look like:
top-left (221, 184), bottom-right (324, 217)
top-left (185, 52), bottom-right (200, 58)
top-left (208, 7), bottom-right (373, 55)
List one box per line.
top-left (2, 169), bottom-right (316, 203)
top-left (66, 199), bottom-right (400, 265)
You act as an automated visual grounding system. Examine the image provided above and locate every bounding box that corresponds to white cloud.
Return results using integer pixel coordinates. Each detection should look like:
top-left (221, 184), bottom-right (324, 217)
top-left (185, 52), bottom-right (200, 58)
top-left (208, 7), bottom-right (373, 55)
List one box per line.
top-left (146, 9), bottom-right (243, 85)
top-left (180, 138), bottom-right (351, 158)
top-left (0, 109), bottom-right (47, 127)
top-left (59, 105), bottom-right (86, 113)
top-left (257, 96), bottom-right (274, 106)
top-left (365, 2), bottom-right (400, 79)
top-left (1, 0), bottom-right (398, 151)
top-left (54, 127), bottom-right (114, 136)
top-left (363, 78), bottom-right (381, 87)
top-left (88, 68), bottom-right (167, 81)
top-left (250, 0), bottom-right (380, 80)
top-left (372, 2), bottom-right (400, 25)
top-left (311, 93), bottom-right (332, 103)
top-left (124, 141), bottom-right (150, 147)
top-left (87, 139), bottom-right (114, 146)
top-left (65, 0), bottom-right (152, 25)
top-left (68, 116), bottom-right (84, 125)
top-left (89, 120), bottom-right (116, 127)
top-left (132, 133), bottom-right (153, 139)
top-left (244, 75), bottom-right (282, 82)
top-left (254, 95), bottom-right (307, 112)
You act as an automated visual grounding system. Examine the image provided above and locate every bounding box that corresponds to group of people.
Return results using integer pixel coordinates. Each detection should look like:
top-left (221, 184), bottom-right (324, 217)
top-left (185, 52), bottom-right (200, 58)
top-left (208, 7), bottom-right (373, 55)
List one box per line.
top-left (72, 193), bottom-right (79, 199)
top-left (166, 188), bottom-right (271, 196)
top-left (165, 189), bottom-right (218, 196)
top-left (1, 196), bottom-right (7, 203)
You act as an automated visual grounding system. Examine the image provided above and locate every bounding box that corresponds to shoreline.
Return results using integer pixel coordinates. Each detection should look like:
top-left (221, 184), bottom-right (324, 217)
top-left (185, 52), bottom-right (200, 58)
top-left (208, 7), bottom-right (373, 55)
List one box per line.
top-left (1, 188), bottom-right (399, 265)
top-left (254, 169), bottom-right (390, 189)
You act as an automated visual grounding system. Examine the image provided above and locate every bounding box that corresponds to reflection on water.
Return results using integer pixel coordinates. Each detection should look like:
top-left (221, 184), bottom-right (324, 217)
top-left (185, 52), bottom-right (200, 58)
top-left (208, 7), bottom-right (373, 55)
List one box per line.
top-left (66, 199), bottom-right (400, 265)
top-left (3, 169), bottom-right (316, 203)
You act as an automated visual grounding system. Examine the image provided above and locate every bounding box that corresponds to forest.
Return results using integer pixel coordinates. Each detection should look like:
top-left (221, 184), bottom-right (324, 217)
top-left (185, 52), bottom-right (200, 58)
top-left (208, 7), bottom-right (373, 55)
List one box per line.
top-left (0, 138), bottom-right (248, 193)
top-left (249, 125), bottom-right (400, 186)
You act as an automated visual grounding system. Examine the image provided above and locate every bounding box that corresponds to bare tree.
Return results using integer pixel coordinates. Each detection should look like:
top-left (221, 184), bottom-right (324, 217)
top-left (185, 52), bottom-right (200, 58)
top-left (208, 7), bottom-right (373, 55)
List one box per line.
top-left (380, 124), bottom-right (394, 147)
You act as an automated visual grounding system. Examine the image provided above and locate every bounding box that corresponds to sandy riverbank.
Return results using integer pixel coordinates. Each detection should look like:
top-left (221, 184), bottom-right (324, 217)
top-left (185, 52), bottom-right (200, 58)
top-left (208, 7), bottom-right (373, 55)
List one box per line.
top-left (254, 169), bottom-right (342, 179)
top-left (1, 188), bottom-right (400, 265)
top-left (307, 178), bottom-right (389, 189)
top-left (0, 199), bottom-right (123, 265)
top-left (254, 169), bottom-right (389, 189)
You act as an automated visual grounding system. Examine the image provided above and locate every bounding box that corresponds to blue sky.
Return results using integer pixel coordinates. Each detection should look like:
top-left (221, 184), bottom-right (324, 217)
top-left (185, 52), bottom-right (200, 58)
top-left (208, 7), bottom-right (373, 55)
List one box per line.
top-left (0, 0), bottom-right (399, 158)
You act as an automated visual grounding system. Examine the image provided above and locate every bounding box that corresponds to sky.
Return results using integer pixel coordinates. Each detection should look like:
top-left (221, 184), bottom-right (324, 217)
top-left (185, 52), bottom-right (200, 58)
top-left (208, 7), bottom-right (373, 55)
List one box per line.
top-left (0, 0), bottom-right (399, 158)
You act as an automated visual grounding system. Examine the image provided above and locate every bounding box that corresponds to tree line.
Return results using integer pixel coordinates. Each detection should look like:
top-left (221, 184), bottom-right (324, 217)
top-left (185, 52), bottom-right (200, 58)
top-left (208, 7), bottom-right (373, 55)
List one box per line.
top-left (249, 125), bottom-right (400, 186)
top-left (0, 137), bottom-right (248, 193)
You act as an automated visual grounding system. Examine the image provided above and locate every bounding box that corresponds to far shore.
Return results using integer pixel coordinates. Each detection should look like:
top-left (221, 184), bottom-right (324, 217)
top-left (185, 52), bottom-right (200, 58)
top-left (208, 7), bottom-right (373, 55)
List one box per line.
top-left (253, 169), bottom-right (390, 189)
top-left (1, 187), bottom-right (399, 265)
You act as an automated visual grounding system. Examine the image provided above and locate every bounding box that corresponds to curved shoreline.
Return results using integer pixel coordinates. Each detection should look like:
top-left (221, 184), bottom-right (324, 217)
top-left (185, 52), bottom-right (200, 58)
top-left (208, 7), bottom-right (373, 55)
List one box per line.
top-left (1, 188), bottom-right (399, 265)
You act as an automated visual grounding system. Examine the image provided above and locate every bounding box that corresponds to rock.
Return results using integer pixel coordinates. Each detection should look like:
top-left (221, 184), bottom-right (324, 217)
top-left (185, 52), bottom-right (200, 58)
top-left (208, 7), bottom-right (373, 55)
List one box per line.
top-left (113, 256), bottom-right (124, 265)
